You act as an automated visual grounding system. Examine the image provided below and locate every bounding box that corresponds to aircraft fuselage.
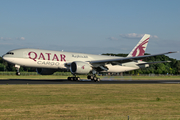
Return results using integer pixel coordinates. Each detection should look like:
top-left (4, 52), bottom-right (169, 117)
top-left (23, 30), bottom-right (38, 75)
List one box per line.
top-left (2, 48), bottom-right (142, 73)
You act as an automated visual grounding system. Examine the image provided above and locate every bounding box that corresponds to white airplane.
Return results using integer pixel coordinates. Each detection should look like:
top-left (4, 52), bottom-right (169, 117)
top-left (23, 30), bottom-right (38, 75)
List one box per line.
top-left (2, 34), bottom-right (177, 81)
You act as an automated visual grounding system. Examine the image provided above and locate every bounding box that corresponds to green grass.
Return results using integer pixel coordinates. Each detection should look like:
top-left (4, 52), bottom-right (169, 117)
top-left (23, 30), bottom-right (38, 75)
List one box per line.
top-left (0, 84), bottom-right (180, 120)
top-left (0, 74), bottom-right (180, 80)
top-left (0, 75), bottom-right (70, 79)
top-left (0, 71), bottom-right (180, 80)
top-left (102, 75), bottom-right (180, 80)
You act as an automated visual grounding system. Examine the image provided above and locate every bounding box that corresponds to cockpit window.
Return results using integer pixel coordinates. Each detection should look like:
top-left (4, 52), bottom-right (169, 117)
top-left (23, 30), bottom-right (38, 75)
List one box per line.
top-left (6, 52), bottom-right (14, 55)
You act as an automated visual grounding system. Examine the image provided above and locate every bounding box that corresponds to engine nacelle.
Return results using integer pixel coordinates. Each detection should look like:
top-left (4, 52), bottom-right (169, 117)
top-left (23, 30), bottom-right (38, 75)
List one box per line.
top-left (138, 64), bottom-right (149, 68)
top-left (36, 68), bottom-right (57, 75)
top-left (70, 61), bottom-right (92, 74)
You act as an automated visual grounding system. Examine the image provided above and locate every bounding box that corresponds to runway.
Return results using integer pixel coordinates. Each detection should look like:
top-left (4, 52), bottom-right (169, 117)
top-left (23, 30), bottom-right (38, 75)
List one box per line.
top-left (0, 79), bottom-right (180, 84)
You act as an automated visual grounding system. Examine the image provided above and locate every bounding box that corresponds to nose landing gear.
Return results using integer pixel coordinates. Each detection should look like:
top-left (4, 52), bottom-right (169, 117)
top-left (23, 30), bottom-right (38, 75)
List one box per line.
top-left (15, 65), bottom-right (20, 76)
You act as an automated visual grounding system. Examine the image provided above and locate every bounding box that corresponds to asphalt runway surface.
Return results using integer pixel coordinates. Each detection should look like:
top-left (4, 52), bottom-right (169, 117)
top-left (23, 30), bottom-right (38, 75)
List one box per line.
top-left (0, 79), bottom-right (180, 84)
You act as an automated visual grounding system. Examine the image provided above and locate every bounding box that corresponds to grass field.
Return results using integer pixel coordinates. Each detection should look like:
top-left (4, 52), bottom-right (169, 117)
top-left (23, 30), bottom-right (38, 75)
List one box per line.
top-left (0, 74), bottom-right (180, 80)
top-left (0, 84), bottom-right (180, 120)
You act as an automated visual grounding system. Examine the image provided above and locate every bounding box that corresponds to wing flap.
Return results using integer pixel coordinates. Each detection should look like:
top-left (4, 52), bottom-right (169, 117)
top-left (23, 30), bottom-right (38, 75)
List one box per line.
top-left (138, 61), bottom-right (171, 65)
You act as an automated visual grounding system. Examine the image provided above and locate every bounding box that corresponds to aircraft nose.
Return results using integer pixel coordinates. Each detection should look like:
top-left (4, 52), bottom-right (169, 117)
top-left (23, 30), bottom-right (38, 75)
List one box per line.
top-left (2, 51), bottom-right (15, 62)
top-left (2, 55), bottom-right (7, 61)
top-left (2, 55), bottom-right (14, 63)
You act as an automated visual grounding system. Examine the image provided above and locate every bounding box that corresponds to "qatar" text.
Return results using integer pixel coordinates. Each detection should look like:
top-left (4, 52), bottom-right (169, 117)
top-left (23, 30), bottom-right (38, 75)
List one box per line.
top-left (28, 52), bottom-right (66, 62)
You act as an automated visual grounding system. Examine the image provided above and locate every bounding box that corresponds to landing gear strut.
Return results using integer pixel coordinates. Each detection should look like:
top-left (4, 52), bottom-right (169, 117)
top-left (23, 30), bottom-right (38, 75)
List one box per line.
top-left (15, 65), bottom-right (20, 76)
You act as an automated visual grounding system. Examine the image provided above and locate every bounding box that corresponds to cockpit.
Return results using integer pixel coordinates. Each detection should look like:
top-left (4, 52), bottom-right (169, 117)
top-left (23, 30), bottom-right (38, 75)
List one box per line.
top-left (6, 52), bottom-right (14, 55)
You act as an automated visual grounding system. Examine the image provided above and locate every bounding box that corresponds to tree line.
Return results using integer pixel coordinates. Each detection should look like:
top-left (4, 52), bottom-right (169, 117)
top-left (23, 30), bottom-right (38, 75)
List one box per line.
top-left (0, 53), bottom-right (180, 74)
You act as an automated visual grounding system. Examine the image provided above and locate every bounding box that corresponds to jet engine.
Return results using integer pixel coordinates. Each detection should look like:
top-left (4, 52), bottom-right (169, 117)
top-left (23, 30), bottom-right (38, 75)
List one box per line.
top-left (70, 61), bottom-right (92, 74)
top-left (138, 64), bottom-right (149, 68)
top-left (36, 68), bottom-right (57, 75)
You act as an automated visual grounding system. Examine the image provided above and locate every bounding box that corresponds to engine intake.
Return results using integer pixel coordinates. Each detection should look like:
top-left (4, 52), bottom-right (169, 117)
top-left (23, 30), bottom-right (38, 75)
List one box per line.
top-left (70, 61), bottom-right (92, 74)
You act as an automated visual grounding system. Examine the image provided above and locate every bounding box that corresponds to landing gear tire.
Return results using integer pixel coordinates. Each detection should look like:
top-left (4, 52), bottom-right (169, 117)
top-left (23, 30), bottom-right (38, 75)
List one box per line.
top-left (67, 77), bottom-right (80, 81)
top-left (67, 77), bottom-right (74, 81)
top-left (87, 75), bottom-right (93, 80)
top-left (76, 77), bottom-right (80, 81)
top-left (16, 72), bottom-right (20, 76)
top-left (97, 78), bottom-right (100, 82)
top-left (88, 75), bottom-right (100, 82)
top-left (93, 77), bottom-right (100, 82)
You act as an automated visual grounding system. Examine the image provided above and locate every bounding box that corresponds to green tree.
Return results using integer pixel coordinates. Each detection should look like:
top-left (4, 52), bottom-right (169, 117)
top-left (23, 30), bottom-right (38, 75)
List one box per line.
top-left (0, 63), bottom-right (5, 71)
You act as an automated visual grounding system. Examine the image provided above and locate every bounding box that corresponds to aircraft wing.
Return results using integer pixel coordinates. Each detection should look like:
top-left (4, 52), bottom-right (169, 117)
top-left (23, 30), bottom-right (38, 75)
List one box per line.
top-left (138, 61), bottom-right (171, 65)
top-left (89, 51), bottom-right (177, 65)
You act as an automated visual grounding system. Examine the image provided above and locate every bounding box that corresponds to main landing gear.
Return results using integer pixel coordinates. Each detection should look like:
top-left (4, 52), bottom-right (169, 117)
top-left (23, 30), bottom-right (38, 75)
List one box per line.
top-left (67, 74), bottom-right (80, 81)
top-left (87, 75), bottom-right (100, 82)
top-left (67, 74), bottom-right (100, 82)
top-left (15, 65), bottom-right (20, 76)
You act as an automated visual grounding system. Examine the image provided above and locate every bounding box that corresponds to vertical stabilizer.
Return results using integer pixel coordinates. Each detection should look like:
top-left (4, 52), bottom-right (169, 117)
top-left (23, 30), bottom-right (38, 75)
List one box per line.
top-left (127, 34), bottom-right (150, 57)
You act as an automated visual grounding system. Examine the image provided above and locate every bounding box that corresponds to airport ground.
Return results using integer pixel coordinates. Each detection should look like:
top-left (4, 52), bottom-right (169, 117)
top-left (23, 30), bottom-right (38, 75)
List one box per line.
top-left (1, 74), bottom-right (180, 80)
top-left (0, 75), bottom-right (180, 120)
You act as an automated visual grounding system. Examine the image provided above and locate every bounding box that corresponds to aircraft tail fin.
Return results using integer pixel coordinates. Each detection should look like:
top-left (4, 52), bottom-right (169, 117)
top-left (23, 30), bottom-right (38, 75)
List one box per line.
top-left (127, 34), bottom-right (150, 57)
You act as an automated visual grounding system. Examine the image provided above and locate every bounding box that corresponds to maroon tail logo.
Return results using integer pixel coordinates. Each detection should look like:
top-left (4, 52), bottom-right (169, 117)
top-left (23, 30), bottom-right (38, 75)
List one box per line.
top-left (132, 38), bottom-right (149, 57)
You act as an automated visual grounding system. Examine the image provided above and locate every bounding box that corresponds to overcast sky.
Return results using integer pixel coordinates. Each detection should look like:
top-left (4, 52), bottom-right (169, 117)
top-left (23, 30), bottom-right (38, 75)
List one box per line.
top-left (0, 0), bottom-right (180, 59)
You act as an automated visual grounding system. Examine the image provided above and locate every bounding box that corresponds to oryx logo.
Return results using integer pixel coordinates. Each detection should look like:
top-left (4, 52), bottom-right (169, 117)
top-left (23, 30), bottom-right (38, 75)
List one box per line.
top-left (81, 65), bottom-right (85, 69)
top-left (132, 38), bottom-right (149, 57)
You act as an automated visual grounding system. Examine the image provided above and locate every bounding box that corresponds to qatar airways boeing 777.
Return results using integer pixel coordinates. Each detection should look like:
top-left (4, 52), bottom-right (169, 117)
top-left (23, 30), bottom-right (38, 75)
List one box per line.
top-left (2, 34), bottom-right (177, 81)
